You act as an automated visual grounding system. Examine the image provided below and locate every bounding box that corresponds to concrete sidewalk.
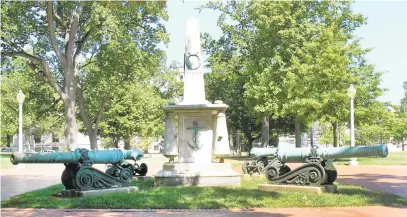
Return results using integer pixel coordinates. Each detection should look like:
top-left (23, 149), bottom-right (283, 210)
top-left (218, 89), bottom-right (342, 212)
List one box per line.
top-left (2, 207), bottom-right (407, 217)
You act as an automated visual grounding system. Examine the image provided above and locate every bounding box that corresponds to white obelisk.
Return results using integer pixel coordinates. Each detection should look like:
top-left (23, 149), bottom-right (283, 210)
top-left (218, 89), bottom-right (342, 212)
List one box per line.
top-left (179, 17), bottom-right (211, 105)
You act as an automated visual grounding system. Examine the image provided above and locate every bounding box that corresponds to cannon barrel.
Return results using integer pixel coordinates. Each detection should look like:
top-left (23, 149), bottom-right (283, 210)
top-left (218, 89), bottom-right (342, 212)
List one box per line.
top-left (122, 149), bottom-right (143, 161)
top-left (10, 149), bottom-right (143, 165)
top-left (250, 147), bottom-right (278, 158)
top-left (277, 144), bottom-right (388, 163)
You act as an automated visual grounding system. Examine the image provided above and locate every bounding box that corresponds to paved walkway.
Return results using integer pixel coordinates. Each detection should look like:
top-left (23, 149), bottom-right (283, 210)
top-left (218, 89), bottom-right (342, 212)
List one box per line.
top-left (2, 207), bottom-right (407, 217)
top-left (335, 165), bottom-right (407, 198)
top-left (1, 175), bottom-right (60, 200)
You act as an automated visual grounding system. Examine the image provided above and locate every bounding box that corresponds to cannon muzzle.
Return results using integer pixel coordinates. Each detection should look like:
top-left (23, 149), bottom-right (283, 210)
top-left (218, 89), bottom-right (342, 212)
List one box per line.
top-left (250, 147), bottom-right (278, 158)
top-left (10, 149), bottom-right (144, 165)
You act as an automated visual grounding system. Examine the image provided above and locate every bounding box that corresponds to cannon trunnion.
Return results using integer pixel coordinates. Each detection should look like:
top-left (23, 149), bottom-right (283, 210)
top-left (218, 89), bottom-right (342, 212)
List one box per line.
top-left (10, 148), bottom-right (148, 191)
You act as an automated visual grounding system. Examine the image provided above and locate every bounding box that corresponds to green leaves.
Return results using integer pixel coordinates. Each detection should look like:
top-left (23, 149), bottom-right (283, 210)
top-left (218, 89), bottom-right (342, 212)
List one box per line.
top-left (1, 1), bottom-right (171, 149)
top-left (99, 82), bottom-right (167, 147)
top-left (201, 0), bottom-right (397, 146)
top-left (0, 59), bottom-right (64, 144)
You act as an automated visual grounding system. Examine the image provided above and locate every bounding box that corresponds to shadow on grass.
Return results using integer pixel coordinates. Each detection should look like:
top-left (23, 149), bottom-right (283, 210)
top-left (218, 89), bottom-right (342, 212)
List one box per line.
top-left (2, 177), bottom-right (407, 209)
top-left (1, 183), bottom-right (278, 209)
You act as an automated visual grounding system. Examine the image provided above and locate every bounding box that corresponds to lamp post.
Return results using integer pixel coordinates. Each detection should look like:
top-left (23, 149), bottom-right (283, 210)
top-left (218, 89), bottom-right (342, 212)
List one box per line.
top-left (347, 84), bottom-right (358, 166)
top-left (17, 90), bottom-right (25, 168)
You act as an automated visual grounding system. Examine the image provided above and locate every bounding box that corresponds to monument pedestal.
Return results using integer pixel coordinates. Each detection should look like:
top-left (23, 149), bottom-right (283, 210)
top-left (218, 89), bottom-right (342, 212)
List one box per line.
top-left (154, 162), bottom-right (241, 186)
top-left (156, 17), bottom-right (241, 187)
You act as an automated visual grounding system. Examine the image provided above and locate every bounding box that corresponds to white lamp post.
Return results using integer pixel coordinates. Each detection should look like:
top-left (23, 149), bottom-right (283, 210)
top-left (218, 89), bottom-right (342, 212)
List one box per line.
top-left (347, 84), bottom-right (358, 166)
top-left (17, 90), bottom-right (25, 168)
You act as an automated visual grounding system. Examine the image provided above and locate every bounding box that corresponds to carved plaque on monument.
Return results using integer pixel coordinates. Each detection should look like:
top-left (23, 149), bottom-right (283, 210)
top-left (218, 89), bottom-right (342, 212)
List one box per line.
top-left (179, 115), bottom-right (212, 163)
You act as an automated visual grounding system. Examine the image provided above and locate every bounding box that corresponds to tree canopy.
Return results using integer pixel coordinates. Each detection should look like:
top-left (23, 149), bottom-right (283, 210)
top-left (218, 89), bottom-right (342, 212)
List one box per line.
top-left (1, 1), bottom-right (169, 150)
top-left (200, 0), bottom-right (394, 147)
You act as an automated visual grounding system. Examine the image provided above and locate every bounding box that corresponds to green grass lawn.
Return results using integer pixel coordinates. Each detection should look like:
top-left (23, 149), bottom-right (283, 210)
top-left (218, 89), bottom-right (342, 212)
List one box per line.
top-left (1, 153), bottom-right (13, 169)
top-left (2, 177), bottom-right (406, 209)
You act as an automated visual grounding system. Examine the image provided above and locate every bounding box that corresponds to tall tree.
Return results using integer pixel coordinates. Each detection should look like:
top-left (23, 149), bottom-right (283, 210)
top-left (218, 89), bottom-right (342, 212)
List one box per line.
top-left (200, 0), bottom-right (386, 148)
top-left (393, 81), bottom-right (407, 143)
top-left (98, 82), bottom-right (167, 149)
top-left (1, 1), bottom-right (168, 150)
top-left (1, 59), bottom-right (64, 147)
top-left (93, 60), bottom-right (181, 149)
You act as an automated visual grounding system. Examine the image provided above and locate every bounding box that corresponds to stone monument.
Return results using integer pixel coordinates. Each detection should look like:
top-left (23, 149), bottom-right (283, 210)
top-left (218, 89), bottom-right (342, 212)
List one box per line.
top-left (154, 17), bottom-right (241, 186)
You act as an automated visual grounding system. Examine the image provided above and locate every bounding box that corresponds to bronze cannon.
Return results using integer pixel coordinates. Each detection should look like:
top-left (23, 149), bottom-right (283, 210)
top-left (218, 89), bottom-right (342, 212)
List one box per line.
top-left (10, 148), bottom-right (148, 191)
top-left (245, 144), bottom-right (388, 186)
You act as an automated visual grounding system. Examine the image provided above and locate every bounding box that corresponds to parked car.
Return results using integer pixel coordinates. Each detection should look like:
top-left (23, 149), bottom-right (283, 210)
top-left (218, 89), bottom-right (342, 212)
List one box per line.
top-left (1, 147), bottom-right (13, 152)
top-left (41, 150), bottom-right (56, 153)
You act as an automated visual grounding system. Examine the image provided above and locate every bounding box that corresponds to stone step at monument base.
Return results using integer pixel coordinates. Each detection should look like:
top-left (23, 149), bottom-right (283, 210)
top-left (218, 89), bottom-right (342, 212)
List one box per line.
top-left (162, 162), bottom-right (234, 172)
top-left (54, 186), bottom-right (139, 198)
top-left (258, 184), bottom-right (338, 194)
top-left (154, 162), bottom-right (242, 186)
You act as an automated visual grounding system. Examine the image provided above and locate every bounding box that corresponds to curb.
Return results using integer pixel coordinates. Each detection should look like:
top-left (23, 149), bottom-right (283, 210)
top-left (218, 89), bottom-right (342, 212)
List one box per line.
top-left (62, 208), bottom-right (229, 212)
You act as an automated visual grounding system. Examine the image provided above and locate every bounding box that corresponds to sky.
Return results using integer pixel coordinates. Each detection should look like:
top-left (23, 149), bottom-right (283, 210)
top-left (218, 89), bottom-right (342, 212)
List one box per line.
top-left (164, 0), bottom-right (407, 105)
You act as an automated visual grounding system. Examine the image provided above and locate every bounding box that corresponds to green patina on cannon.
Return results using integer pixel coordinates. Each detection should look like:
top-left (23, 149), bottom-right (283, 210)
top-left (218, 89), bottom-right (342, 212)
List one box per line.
top-left (10, 148), bottom-right (148, 191)
top-left (246, 144), bottom-right (388, 186)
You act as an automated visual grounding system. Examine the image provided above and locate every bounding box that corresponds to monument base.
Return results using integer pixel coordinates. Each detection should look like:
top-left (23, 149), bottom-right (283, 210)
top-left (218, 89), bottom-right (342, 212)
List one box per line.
top-left (348, 158), bottom-right (359, 166)
top-left (55, 186), bottom-right (139, 198)
top-left (154, 162), bottom-right (242, 186)
top-left (258, 184), bottom-right (338, 194)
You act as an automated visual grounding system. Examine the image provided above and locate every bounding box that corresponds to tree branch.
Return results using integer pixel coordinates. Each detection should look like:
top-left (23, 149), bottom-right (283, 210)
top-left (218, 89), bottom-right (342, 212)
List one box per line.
top-left (95, 95), bottom-right (109, 131)
top-left (47, 1), bottom-right (66, 65)
top-left (42, 61), bottom-right (66, 101)
top-left (2, 51), bottom-right (42, 63)
top-left (78, 60), bottom-right (98, 70)
top-left (53, 11), bottom-right (65, 27)
top-left (14, 54), bottom-right (67, 101)
top-left (66, 3), bottom-right (83, 62)
top-left (76, 86), bottom-right (93, 131)
top-left (3, 52), bottom-right (64, 99)
top-left (38, 97), bottom-right (62, 118)
top-left (74, 29), bottom-right (92, 63)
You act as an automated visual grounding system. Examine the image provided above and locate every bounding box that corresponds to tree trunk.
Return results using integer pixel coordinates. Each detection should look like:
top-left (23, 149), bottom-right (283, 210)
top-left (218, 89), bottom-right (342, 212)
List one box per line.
top-left (113, 136), bottom-right (119, 148)
top-left (310, 123), bottom-right (314, 146)
top-left (261, 116), bottom-right (269, 147)
top-left (89, 130), bottom-right (98, 150)
top-left (332, 122), bottom-right (338, 147)
top-left (63, 90), bottom-right (78, 151)
top-left (295, 116), bottom-right (301, 148)
top-left (124, 138), bottom-right (131, 150)
top-left (229, 130), bottom-right (235, 153)
top-left (76, 88), bottom-right (107, 150)
top-left (6, 135), bottom-right (11, 147)
top-left (247, 137), bottom-right (254, 153)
